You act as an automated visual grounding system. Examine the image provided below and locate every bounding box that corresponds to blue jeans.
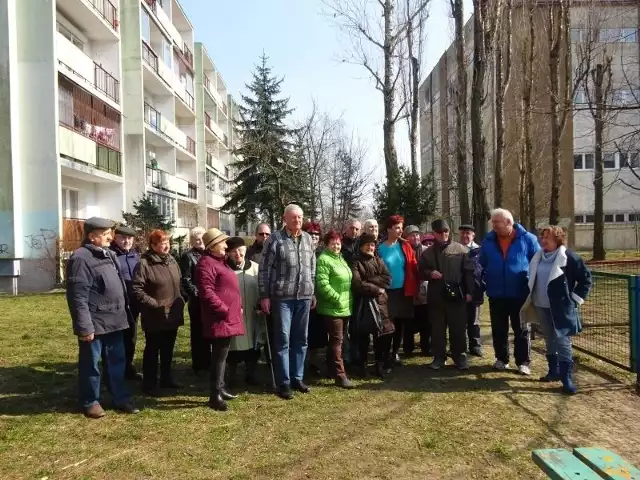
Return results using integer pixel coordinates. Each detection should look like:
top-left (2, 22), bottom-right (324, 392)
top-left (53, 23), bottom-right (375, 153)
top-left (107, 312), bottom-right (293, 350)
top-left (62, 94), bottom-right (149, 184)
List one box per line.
top-left (535, 307), bottom-right (572, 363)
top-left (78, 330), bottom-right (131, 409)
top-left (272, 299), bottom-right (311, 386)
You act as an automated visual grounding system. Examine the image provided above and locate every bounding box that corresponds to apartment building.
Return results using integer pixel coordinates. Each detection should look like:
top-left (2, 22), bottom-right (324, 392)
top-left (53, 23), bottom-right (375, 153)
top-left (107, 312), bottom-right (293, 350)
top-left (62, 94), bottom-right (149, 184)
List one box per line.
top-left (0, 0), bottom-right (236, 293)
top-left (419, 2), bottom-right (639, 249)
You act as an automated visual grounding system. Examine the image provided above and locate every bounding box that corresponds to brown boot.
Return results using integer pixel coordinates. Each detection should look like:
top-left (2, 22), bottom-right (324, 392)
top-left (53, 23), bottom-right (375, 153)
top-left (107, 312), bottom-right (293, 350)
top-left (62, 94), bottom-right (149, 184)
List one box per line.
top-left (84, 403), bottom-right (106, 419)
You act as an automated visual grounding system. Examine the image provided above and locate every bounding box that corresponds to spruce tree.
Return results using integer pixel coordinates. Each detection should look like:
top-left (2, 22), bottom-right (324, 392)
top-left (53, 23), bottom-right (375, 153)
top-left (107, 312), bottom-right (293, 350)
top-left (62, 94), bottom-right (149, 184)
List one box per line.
top-left (224, 54), bottom-right (306, 227)
top-left (121, 195), bottom-right (174, 250)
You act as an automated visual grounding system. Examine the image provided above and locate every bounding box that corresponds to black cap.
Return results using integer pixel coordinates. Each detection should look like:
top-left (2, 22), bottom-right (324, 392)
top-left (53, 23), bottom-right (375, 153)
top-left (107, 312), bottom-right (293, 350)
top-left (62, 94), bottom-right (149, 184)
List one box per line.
top-left (226, 236), bottom-right (246, 251)
top-left (115, 225), bottom-right (137, 236)
top-left (359, 233), bottom-right (377, 246)
top-left (431, 219), bottom-right (450, 233)
top-left (83, 217), bottom-right (114, 235)
top-left (458, 224), bottom-right (475, 232)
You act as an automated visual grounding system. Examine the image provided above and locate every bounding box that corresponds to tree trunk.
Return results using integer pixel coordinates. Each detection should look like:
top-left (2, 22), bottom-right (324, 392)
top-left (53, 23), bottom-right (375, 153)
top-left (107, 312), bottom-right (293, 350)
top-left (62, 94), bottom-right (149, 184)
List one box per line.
top-left (453, 0), bottom-right (471, 224)
top-left (410, 55), bottom-right (419, 175)
top-left (383, 0), bottom-right (399, 185)
top-left (524, 1), bottom-right (535, 232)
top-left (592, 63), bottom-right (606, 260)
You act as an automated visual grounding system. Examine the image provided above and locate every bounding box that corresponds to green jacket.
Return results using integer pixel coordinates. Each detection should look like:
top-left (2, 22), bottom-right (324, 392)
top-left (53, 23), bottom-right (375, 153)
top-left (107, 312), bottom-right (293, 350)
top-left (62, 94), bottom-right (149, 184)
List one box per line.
top-left (315, 250), bottom-right (353, 317)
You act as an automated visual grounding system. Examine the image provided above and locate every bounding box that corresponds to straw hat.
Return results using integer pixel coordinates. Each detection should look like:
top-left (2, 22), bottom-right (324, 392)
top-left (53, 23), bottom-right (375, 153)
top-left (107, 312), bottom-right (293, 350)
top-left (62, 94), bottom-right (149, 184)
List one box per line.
top-left (202, 228), bottom-right (229, 250)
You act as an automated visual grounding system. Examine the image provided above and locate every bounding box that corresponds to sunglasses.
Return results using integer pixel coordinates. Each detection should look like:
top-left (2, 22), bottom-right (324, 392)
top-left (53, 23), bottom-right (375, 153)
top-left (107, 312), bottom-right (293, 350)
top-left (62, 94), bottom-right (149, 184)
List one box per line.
top-left (258, 232), bottom-right (270, 237)
top-left (309, 232), bottom-right (320, 236)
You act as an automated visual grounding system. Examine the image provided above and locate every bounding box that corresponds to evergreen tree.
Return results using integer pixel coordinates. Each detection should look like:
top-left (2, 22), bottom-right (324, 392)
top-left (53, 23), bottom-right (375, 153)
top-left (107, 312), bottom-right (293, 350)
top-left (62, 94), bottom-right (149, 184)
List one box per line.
top-left (373, 166), bottom-right (437, 228)
top-left (224, 54), bottom-right (307, 227)
top-left (121, 195), bottom-right (174, 250)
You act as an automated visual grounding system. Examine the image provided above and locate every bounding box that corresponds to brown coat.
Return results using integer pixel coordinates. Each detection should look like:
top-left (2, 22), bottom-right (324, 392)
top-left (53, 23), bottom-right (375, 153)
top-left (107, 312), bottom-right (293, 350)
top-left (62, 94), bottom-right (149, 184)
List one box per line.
top-left (132, 251), bottom-right (185, 332)
top-left (351, 252), bottom-right (394, 335)
top-left (418, 241), bottom-right (474, 305)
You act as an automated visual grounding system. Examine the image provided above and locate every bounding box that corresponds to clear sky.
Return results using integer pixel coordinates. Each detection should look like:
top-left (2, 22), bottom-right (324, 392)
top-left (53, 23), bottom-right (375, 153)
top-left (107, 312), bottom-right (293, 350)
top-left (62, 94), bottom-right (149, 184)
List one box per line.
top-left (179, 0), bottom-right (473, 180)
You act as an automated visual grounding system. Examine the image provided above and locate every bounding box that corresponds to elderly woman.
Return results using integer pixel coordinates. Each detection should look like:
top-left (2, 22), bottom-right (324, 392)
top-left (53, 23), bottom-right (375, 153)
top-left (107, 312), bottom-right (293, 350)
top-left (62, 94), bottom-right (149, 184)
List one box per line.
top-left (351, 233), bottom-right (394, 378)
top-left (378, 215), bottom-right (419, 367)
top-left (179, 226), bottom-right (209, 375)
top-left (316, 230), bottom-right (354, 388)
top-left (520, 226), bottom-right (592, 394)
top-left (302, 221), bottom-right (328, 376)
top-left (132, 230), bottom-right (184, 395)
top-left (225, 237), bottom-right (262, 387)
top-left (195, 228), bottom-right (245, 411)
top-left (363, 219), bottom-right (379, 241)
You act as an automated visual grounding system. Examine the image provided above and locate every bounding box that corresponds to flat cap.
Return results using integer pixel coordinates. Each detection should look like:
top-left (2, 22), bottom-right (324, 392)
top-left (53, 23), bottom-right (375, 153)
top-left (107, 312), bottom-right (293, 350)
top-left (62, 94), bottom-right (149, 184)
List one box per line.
top-left (458, 224), bottom-right (475, 232)
top-left (431, 218), bottom-right (450, 233)
top-left (83, 217), bottom-right (114, 234)
top-left (115, 225), bottom-right (137, 236)
top-left (226, 236), bottom-right (246, 251)
top-left (403, 225), bottom-right (421, 236)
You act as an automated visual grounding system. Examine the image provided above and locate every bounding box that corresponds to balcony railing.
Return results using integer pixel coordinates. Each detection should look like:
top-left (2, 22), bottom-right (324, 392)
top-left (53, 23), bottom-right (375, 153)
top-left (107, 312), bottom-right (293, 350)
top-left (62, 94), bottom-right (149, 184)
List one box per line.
top-left (89, 0), bottom-right (118, 31)
top-left (96, 144), bottom-right (122, 175)
top-left (183, 44), bottom-right (194, 68)
top-left (146, 165), bottom-right (195, 199)
top-left (221, 100), bottom-right (228, 116)
top-left (186, 136), bottom-right (196, 155)
top-left (185, 90), bottom-right (194, 110)
top-left (187, 182), bottom-right (197, 199)
top-left (205, 112), bottom-right (212, 130)
top-left (206, 152), bottom-right (213, 167)
top-left (142, 41), bottom-right (159, 73)
top-left (204, 75), bottom-right (212, 93)
top-left (223, 133), bottom-right (229, 147)
top-left (144, 102), bottom-right (161, 131)
top-left (94, 64), bottom-right (119, 103)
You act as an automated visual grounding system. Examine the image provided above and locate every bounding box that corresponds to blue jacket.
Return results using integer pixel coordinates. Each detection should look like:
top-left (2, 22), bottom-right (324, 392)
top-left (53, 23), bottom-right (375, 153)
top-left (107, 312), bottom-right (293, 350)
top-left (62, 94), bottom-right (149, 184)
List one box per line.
top-left (479, 223), bottom-right (540, 299)
top-left (109, 243), bottom-right (140, 284)
top-left (521, 246), bottom-right (592, 337)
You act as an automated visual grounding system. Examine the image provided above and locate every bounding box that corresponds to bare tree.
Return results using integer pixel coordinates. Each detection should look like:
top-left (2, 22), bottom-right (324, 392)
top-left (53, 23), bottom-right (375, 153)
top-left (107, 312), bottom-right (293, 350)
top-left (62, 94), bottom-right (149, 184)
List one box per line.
top-left (471, 0), bottom-right (503, 237)
top-left (493, 0), bottom-right (513, 207)
top-left (323, 0), bottom-right (430, 186)
top-left (450, 0), bottom-right (471, 224)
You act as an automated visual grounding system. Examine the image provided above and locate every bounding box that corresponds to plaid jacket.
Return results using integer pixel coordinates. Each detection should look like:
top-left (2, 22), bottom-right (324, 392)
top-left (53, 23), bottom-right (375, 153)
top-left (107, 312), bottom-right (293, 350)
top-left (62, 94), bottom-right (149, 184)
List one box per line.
top-left (258, 228), bottom-right (316, 300)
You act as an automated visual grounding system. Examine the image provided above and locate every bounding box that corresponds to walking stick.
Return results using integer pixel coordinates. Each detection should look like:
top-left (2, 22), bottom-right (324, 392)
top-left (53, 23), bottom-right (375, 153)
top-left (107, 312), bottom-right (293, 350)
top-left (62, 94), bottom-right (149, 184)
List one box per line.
top-left (260, 312), bottom-right (277, 392)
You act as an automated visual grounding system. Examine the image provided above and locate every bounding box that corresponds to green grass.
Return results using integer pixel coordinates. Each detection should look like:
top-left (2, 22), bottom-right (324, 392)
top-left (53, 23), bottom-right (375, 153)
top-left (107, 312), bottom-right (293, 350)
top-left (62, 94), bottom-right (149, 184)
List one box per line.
top-left (1, 294), bottom-right (639, 479)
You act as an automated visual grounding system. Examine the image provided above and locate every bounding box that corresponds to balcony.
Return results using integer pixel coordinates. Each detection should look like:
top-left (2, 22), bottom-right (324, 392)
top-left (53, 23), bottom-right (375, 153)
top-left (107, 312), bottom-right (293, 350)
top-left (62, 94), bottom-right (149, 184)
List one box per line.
top-left (57, 0), bottom-right (118, 40)
top-left (186, 136), bottom-right (196, 155)
top-left (223, 133), bottom-right (229, 147)
top-left (183, 44), bottom-right (194, 68)
top-left (204, 112), bottom-right (225, 141)
top-left (59, 125), bottom-right (122, 176)
top-left (142, 41), bottom-right (158, 72)
top-left (144, 103), bottom-right (190, 152)
top-left (87, 0), bottom-right (118, 30)
top-left (146, 165), bottom-right (195, 199)
top-left (57, 32), bottom-right (120, 106)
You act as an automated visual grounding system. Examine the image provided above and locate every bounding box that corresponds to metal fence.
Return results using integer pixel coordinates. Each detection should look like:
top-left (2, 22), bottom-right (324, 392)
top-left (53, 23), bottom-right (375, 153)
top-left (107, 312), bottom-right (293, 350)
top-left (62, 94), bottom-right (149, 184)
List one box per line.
top-left (572, 269), bottom-right (640, 392)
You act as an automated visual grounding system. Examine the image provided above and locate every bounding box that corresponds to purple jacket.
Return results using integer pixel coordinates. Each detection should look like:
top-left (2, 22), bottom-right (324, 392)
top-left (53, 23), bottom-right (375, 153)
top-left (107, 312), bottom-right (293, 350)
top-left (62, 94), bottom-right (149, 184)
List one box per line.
top-left (195, 252), bottom-right (245, 339)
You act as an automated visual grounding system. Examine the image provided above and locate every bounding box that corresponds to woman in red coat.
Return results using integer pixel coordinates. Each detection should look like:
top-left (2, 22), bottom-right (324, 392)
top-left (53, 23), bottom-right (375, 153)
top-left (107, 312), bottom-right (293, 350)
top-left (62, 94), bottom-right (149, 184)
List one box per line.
top-left (195, 228), bottom-right (245, 411)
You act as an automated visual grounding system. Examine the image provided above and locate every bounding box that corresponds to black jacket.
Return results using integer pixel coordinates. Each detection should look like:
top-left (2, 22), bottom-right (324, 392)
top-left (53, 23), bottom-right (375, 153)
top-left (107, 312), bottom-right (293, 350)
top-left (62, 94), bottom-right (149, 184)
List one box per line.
top-left (179, 248), bottom-right (203, 300)
top-left (246, 241), bottom-right (264, 264)
top-left (341, 236), bottom-right (358, 265)
top-left (65, 242), bottom-right (130, 336)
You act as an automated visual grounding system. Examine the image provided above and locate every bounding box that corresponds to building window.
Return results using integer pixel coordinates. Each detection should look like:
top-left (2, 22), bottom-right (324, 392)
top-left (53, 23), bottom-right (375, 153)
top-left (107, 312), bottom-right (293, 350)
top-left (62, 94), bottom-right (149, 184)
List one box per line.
top-left (603, 153), bottom-right (616, 169)
top-left (574, 153), bottom-right (594, 170)
top-left (620, 28), bottom-right (637, 43)
top-left (604, 214), bottom-right (614, 223)
top-left (141, 11), bottom-right (151, 43)
top-left (58, 74), bottom-right (121, 151)
top-left (615, 214), bottom-right (626, 223)
top-left (629, 213), bottom-right (640, 222)
top-left (622, 152), bottom-right (639, 168)
top-left (573, 89), bottom-right (587, 104)
top-left (571, 28), bottom-right (584, 43)
top-left (585, 215), bottom-right (595, 223)
top-left (61, 188), bottom-right (79, 218)
top-left (57, 22), bottom-right (84, 51)
top-left (148, 192), bottom-right (175, 221)
top-left (162, 36), bottom-right (172, 68)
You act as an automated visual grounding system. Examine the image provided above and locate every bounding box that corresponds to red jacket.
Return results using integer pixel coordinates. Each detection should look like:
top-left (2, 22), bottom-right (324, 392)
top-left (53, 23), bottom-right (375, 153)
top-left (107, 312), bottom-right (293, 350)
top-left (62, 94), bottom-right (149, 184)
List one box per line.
top-left (195, 252), bottom-right (245, 339)
top-left (400, 239), bottom-right (419, 297)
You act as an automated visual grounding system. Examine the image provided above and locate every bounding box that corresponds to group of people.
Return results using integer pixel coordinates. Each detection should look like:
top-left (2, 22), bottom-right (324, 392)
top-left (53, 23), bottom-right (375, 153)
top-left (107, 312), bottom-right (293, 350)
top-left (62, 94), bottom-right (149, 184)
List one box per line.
top-left (65, 205), bottom-right (592, 418)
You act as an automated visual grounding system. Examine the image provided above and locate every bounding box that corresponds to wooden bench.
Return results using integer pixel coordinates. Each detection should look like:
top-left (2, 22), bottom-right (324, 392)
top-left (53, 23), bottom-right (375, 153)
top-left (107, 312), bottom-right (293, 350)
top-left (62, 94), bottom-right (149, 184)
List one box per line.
top-left (532, 448), bottom-right (640, 479)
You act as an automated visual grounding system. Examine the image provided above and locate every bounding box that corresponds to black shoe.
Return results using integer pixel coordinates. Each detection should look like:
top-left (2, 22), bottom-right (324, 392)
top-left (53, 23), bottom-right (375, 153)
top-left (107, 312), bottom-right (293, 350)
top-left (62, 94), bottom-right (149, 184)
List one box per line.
top-left (374, 362), bottom-right (386, 378)
top-left (307, 364), bottom-right (322, 377)
top-left (159, 379), bottom-right (182, 389)
top-left (277, 384), bottom-right (294, 400)
top-left (142, 385), bottom-right (160, 397)
top-left (469, 346), bottom-right (484, 357)
top-left (115, 402), bottom-right (140, 414)
top-left (208, 392), bottom-right (228, 411)
top-left (335, 376), bottom-right (355, 389)
top-left (125, 368), bottom-right (143, 381)
top-left (292, 380), bottom-right (310, 393)
top-left (220, 388), bottom-right (237, 400)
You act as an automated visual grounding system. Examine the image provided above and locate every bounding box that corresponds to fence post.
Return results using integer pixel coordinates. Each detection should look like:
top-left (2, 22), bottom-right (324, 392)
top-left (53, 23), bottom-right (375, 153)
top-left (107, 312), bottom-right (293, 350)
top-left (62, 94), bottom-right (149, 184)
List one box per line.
top-left (630, 275), bottom-right (640, 395)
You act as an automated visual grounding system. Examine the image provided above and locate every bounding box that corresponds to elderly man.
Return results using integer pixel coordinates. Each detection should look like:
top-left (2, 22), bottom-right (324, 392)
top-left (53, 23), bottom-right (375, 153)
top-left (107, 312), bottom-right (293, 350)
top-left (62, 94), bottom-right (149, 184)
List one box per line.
top-left (479, 208), bottom-right (540, 375)
top-left (341, 219), bottom-right (361, 265)
top-left (179, 226), bottom-right (209, 375)
top-left (458, 224), bottom-right (484, 357)
top-left (66, 217), bottom-right (139, 418)
top-left (259, 204), bottom-right (316, 400)
top-left (403, 225), bottom-right (431, 356)
top-left (247, 223), bottom-right (272, 264)
top-left (109, 225), bottom-right (141, 380)
top-left (419, 219), bottom-right (475, 370)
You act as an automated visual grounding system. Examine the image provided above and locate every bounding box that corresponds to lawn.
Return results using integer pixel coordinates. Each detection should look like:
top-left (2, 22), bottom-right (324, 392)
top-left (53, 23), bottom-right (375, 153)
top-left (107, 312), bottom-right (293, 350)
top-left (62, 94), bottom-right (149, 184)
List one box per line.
top-left (1, 294), bottom-right (639, 480)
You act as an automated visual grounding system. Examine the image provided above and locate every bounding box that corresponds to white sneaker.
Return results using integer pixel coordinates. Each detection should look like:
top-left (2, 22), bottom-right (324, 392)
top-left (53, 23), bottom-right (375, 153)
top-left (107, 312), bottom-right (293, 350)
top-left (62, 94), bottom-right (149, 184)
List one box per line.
top-left (518, 364), bottom-right (531, 376)
top-left (493, 360), bottom-right (509, 370)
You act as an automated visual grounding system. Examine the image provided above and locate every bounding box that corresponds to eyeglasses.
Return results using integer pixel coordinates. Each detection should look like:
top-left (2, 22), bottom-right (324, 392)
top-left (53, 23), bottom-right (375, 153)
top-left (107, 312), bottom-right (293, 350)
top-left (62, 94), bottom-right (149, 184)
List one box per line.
top-left (258, 232), bottom-right (271, 237)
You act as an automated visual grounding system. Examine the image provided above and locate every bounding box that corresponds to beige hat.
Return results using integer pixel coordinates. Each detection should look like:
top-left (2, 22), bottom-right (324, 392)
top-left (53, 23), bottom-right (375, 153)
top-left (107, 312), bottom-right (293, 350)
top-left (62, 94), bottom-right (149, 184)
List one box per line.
top-left (202, 228), bottom-right (229, 250)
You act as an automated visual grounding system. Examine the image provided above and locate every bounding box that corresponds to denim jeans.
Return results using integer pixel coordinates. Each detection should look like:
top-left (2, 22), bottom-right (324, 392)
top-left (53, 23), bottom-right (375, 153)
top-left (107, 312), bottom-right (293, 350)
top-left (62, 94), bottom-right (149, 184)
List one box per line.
top-left (78, 330), bottom-right (131, 409)
top-left (272, 298), bottom-right (311, 386)
top-left (535, 307), bottom-right (572, 363)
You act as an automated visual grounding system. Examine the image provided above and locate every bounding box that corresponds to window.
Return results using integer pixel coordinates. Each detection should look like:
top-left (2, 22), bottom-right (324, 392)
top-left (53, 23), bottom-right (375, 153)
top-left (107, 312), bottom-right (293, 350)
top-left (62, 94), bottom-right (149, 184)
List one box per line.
top-left (574, 89), bottom-right (587, 104)
top-left (141, 11), bottom-right (151, 42)
top-left (621, 28), bottom-right (637, 43)
top-left (162, 36), bottom-right (172, 68)
top-left (584, 153), bottom-right (594, 169)
top-left (573, 153), bottom-right (594, 170)
top-left (615, 214), bottom-right (626, 223)
top-left (603, 153), bottom-right (616, 169)
top-left (629, 214), bottom-right (640, 222)
top-left (628, 152), bottom-right (639, 168)
top-left (599, 28), bottom-right (621, 43)
top-left (585, 215), bottom-right (595, 223)
top-left (574, 215), bottom-right (584, 224)
top-left (571, 28), bottom-right (584, 43)
top-left (148, 192), bottom-right (175, 221)
top-left (57, 22), bottom-right (84, 51)
top-left (61, 188), bottom-right (79, 218)
top-left (604, 214), bottom-right (614, 223)
top-left (613, 89), bottom-right (638, 106)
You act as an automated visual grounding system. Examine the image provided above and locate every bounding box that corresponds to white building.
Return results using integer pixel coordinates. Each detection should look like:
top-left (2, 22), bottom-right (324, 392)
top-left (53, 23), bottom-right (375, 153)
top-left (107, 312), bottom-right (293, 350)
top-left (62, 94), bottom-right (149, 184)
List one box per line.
top-left (0, 0), bottom-right (236, 293)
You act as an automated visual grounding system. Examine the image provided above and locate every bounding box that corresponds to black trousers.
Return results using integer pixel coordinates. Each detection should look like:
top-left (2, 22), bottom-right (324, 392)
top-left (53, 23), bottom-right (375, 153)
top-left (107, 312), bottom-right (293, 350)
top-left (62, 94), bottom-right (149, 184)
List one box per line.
top-left (189, 300), bottom-right (211, 372)
top-left (357, 333), bottom-right (393, 366)
top-left (489, 298), bottom-right (531, 366)
top-left (404, 305), bottom-right (431, 354)
top-left (210, 337), bottom-right (232, 396)
top-left (429, 302), bottom-right (467, 361)
top-left (123, 304), bottom-right (139, 374)
top-left (391, 318), bottom-right (413, 356)
top-left (466, 303), bottom-right (482, 351)
top-left (143, 329), bottom-right (178, 389)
